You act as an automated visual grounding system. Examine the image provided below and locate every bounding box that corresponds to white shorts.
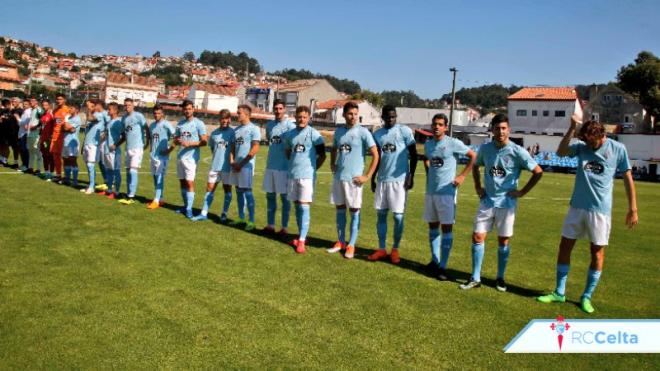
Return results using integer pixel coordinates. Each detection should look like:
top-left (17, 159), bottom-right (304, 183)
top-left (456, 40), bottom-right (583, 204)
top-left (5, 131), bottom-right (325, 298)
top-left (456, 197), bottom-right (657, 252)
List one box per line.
top-left (561, 207), bottom-right (611, 246)
top-left (96, 143), bottom-right (105, 162)
top-left (103, 149), bottom-right (121, 171)
top-left (150, 156), bottom-right (169, 176)
top-left (208, 170), bottom-right (232, 185)
top-left (423, 194), bottom-right (456, 224)
top-left (62, 143), bottom-right (79, 158)
top-left (229, 165), bottom-right (254, 189)
top-left (176, 158), bottom-right (197, 181)
top-left (287, 178), bottom-right (314, 203)
top-left (125, 148), bottom-right (143, 169)
top-left (330, 179), bottom-right (363, 209)
top-left (374, 181), bottom-right (407, 213)
top-left (83, 144), bottom-right (97, 163)
top-left (262, 168), bottom-right (289, 194)
top-left (473, 202), bottom-right (516, 237)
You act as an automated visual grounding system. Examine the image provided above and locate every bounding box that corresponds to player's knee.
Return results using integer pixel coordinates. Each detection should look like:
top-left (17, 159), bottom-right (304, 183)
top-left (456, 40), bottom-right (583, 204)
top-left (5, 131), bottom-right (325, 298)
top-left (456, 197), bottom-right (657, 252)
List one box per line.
top-left (441, 224), bottom-right (453, 234)
top-left (472, 233), bottom-right (485, 244)
top-left (428, 222), bottom-right (440, 229)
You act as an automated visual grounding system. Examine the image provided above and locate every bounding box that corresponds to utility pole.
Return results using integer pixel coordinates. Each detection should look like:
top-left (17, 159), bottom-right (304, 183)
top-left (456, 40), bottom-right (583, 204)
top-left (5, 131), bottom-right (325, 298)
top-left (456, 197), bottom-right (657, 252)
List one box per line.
top-left (449, 67), bottom-right (458, 137)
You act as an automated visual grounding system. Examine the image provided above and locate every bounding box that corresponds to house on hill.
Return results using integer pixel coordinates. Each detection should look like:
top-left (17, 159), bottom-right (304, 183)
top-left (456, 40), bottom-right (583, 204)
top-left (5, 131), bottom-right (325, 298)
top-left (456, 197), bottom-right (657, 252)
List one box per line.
top-left (275, 79), bottom-right (342, 116)
top-left (187, 83), bottom-right (239, 112)
top-left (507, 86), bottom-right (582, 135)
top-left (103, 72), bottom-right (163, 107)
top-left (583, 84), bottom-right (653, 134)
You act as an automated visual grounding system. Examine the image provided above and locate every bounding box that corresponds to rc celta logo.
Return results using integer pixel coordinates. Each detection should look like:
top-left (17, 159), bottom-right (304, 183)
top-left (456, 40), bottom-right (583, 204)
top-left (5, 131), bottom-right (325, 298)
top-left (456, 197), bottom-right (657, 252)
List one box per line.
top-left (550, 316), bottom-right (570, 351)
top-left (504, 319), bottom-right (659, 353)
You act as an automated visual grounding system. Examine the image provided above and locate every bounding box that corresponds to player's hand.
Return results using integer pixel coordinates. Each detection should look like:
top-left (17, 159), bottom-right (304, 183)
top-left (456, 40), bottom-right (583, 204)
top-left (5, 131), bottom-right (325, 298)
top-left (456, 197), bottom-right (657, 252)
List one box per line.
top-left (476, 186), bottom-right (486, 199)
top-left (353, 175), bottom-right (368, 186)
top-left (507, 190), bottom-right (525, 198)
top-left (452, 174), bottom-right (466, 187)
top-left (109, 144), bottom-right (116, 151)
top-left (570, 112), bottom-right (582, 128)
top-left (231, 163), bottom-right (242, 172)
top-left (404, 174), bottom-right (414, 190)
top-left (626, 209), bottom-right (638, 229)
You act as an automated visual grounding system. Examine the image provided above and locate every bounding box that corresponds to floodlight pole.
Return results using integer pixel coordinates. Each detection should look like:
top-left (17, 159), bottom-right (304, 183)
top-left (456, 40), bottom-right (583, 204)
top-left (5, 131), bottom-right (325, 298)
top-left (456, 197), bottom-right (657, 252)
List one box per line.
top-left (449, 67), bottom-right (458, 137)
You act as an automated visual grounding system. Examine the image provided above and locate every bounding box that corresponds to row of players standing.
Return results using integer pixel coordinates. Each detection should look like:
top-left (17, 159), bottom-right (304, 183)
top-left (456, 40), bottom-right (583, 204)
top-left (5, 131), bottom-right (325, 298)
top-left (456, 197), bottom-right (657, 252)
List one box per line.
top-left (27, 96), bottom-right (638, 314)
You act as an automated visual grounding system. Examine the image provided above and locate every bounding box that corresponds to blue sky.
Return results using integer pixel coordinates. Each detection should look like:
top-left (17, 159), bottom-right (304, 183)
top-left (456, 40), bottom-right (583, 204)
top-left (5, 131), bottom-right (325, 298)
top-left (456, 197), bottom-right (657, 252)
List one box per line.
top-left (2, 0), bottom-right (658, 98)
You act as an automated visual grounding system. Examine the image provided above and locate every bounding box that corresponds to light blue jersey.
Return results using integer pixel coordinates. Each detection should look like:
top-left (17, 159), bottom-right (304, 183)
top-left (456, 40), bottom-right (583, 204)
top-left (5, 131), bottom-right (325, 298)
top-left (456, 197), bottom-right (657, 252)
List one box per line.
top-left (122, 111), bottom-right (147, 150)
top-left (424, 136), bottom-right (470, 196)
top-left (373, 124), bottom-right (416, 182)
top-left (149, 120), bottom-right (175, 158)
top-left (333, 124), bottom-right (376, 181)
top-left (476, 141), bottom-right (538, 209)
top-left (94, 110), bottom-right (110, 127)
top-left (209, 127), bottom-right (235, 172)
top-left (84, 120), bottom-right (105, 146)
top-left (567, 138), bottom-right (630, 215)
top-left (63, 115), bottom-right (82, 147)
top-left (175, 117), bottom-right (207, 162)
top-left (105, 117), bottom-right (124, 151)
top-left (233, 122), bottom-right (261, 166)
top-left (266, 119), bottom-right (296, 171)
top-left (284, 125), bottom-right (324, 180)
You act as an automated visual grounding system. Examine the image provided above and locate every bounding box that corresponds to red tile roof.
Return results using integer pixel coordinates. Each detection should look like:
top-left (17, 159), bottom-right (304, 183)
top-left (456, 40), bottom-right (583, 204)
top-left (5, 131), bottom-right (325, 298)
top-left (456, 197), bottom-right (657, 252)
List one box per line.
top-left (508, 87), bottom-right (578, 101)
top-left (315, 99), bottom-right (360, 110)
top-left (192, 83), bottom-right (237, 96)
top-left (0, 56), bottom-right (16, 68)
top-left (105, 72), bottom-right (162, 90)
top-left (277, 79), bottom-right (323, 92)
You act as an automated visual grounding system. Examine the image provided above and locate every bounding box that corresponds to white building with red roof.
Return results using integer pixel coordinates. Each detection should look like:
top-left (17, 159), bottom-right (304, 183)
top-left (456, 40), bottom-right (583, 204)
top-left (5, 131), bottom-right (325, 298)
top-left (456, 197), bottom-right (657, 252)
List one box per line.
top-left (507, 87), bottom-right (583, 135)
top-left (103, 72), bottom-right (163, 107)
top-left (187, 83), bottom-right (239, 112)
top-left (314, 99), bottom-right (381, 127)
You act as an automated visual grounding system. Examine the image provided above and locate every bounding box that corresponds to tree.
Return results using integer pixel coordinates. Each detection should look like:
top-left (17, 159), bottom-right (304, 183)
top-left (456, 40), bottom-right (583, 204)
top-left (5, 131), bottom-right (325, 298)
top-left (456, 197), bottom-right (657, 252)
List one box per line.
top-left (381, 90), bottom-right (425, 108)
top-left (351, 89), bottom-right (383, 107)
top-left (152, 51), bottom-right (161, 58)
top-left (67, 52), bottom-right (77, 59)
top-left (139, 64), bottom-right (185, 86)
top-left (198, 50), bottom-right (262, 74)
top-left (617, 51), bottom-right (660, 117)
top-left (182, 51), bottom-right (195, 62)
top-left (0, 37), bottom-right (5, 45)
top-left (440, 84), bottom-right (520, 114)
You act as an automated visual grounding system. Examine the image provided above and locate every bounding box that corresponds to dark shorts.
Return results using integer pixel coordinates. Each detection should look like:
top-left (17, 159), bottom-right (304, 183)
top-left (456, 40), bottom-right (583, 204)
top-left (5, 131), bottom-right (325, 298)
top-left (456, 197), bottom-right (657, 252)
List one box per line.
top-left (6, 124), bottom-right (19, 146)
top-left (0, 124), bottom-right (9, 146)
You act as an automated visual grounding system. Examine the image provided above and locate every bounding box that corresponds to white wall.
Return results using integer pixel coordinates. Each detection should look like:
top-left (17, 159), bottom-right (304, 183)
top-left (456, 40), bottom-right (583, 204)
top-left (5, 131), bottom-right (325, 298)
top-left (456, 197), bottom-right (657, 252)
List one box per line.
top-left (617, 135), bottom-right (660, 160)
top-left (104, 86), bottom-right (158, 107)
top-left (508, 99), bottom-right (582, 135)
top-left (329, 102), bottom-right (381, 126)
top-left (204, 93), bottom-right (239, 112)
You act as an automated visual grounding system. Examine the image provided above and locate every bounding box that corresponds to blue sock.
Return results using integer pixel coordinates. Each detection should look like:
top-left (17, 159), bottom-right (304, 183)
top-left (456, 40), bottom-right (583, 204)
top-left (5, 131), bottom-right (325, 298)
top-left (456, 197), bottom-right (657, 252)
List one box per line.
top-left (236, 189), bottom-right (246, 220)
top-left (156, 174), bottom-right (164, 200)
top-left (376, 209), bottom-right (388, 250)
top-left (348, 210), bottom-right (360, 246)
top-left (98, 161), bottom-right (107, 184)
top-left (582, 269), bottom-right (602, 300)
top-left (497, 244), bottom-right (510, 279)
top-left (555, 263), bottom-right (570, 296)
top-left (180, 188), bottom-right (187, 208)
top-left (114, 169), bottom-right (121, 193)
top-left (126, 169), bottom-right (132, 194)
top-left (86, 162), bottom-right (95, 189)
top-left (201, 191), bottom-right (214, 215)
top-left (266, 192), bottom-right (276, 227)
top-left (152, 175), bottom-right (159, 199)
top-left (299, 204), bottom-right (310, 241)
top-left (222, 191), bottom-right (232, 214)
top-left (429, 228), bottom-right (440, 264)
top-left (72, 166), bottom-right (78, 184)
top-left (280, 194), bottom-right (290, 229)
top-left (336, 209), bottom-right (347, 244)
top-left (295, 203), bottom-right (302, 231)
top-left (471, 242), bottom-right (485, 282)
top-left (128, 168), bottom-right (138, 197)
top-left (393, 213), bottom-right (404, 249)
top-left (245, 190), bottom-right (255, 223)
top-left (106, 168), bottom-right (114, 191)
top-left (185, 191), bottom-right (195, 212)
top-left (64, 166), bottom-right (71, 182)
top-left (439, 232), bottom-right (453, 269)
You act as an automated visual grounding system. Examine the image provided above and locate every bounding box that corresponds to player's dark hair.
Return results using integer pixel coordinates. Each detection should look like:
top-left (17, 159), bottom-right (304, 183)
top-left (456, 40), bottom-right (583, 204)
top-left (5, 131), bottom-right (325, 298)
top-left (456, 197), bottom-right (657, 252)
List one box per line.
top-left (381, 104), bottom-right (396, 116)
top-left (343, 101), bottom-right (359, 114)
top-left (579, 120), bottom-right (605, 140)
top-left (41, 98), bottom-right (51, 104)
top-left (219, 109), bottom-right (231, 119)
top-left (55, 93), bottom-right (66, 99)
top-left (124, 97), bottom-right (134, 103)
top-left (490, 113), bottom-right (509, 129)
top-left (181, 99), bottom-right (193, 109)
top-left (108, 102), bottom-right (119, 110)
top-left (1, 98), bottom-right (10, 105)
top-left (95, 100), bottom-right (105, 109)
top-left (273, 99), bottom-right (285, 108)
top-left (153, 104), bottom-right (163, 112)
top-left (432, 113), bottom-right (448, 125)
top-left (238, 104), bottom-right (252, 114)
top-left (296, 105), bottom-right (310, 114)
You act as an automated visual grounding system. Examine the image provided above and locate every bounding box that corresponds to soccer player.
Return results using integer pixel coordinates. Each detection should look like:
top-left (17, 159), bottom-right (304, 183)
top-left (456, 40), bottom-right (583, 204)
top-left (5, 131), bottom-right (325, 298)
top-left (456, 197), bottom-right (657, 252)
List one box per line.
top-left (38, 99), bottom-right (55, 180)
top-left (50, 94), bottom-right (70, 182)
top-left (460, 114), bottom-right (543, 291)
top-left (174, 99), bottom-right (207, 218)
top-left (118, 98), bottom-right (149, 204)
top-left (262, 99), bottom-right (296, 236)
top-left (368, 105), bottom-right (418, 264)
top-left (80, 100), bottom-right (106, 194)
top-left (228, 104), bottom-right (261, 231)
top-left (7, 98), bottom-right (22, 169)
top-left (88, 99), bottom-right (110, 192)
top-left (103, 103), bottom-right (124, 199)
top-left (60, 105), bottom-right (82, 187)
top-left (191, 109), bottom-right (234, 221)
top-left (537, 114), bottom-right (638, 314)
top-left (327, 101), bottom-right (379, 259)
top-left (25, 97), bottom-right (44, 174)
top-left (146, 104), bottom-right (175, 209)
top-left (422, 113), bottom-right (476, 279)
top-left (18, 99), bottom-right (33, 172)
top-left (284, 105), bottom-right (326, 253)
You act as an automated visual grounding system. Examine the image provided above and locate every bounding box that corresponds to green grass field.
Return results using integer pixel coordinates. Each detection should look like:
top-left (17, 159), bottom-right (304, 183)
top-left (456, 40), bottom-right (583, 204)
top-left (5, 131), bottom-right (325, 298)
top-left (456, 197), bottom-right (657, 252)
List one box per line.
top-left (1, 147), bottom-right (658, 369)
